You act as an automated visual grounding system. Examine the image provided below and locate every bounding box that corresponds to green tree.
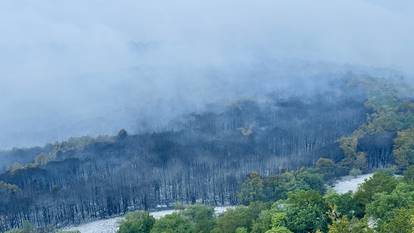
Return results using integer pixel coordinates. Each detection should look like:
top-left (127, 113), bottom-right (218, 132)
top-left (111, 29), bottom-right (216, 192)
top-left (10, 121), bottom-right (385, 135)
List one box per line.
top-left (328, 217), bottom-right (373, 233)
top-left (279, 190), bottom-right (328, 233)
top-left (325, 191), bottom-right (358, 219)
top-left (366, 182), bottom-right (414, 220)
top-left (339, 136), bottom-right (367, 172)
top-left (354, 171), bottom-right (398, 216)
top-left (394, 128), bottom-right (414, 169)
top-left (238, 172), bottom-right (265, 204)
top-left (294, 170), bottom-right (326, 194)
top-left (150, 213), bottom-right (193, 233)
top-left (211, 206), bottom-right (255, 233)
top-left (328, 217), bottom-right (349, 233)
top-left (235, 227), bottom-right (248, 233)
top-left (316, 158), bottom-right (336, 180)
top-left (265, 227), bottom-right (292, 233)
top-left (377, 208), bottom-right (414, 233)
top-left (270, 212), bottom-right (286, 228)
top-left (251, 210), bottom-right (272, 233)
top-left (354, 153), bottom-right (368, 172)
top-left (118, 211), bottom-right (155, 233)
top-left (277, 170), bottom-right (325, 195)
top-left (182, 205), bottom-right (215, 233)
top-left (403, 165), bottom-right (414, 182)
top-left (263, 211), bottom-right (293, 233)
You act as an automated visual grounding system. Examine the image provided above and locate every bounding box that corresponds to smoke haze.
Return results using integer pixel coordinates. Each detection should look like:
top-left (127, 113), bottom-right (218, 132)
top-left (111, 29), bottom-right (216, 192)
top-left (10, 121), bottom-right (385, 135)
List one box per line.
top-left (1, 0), bottom-right (413, 148)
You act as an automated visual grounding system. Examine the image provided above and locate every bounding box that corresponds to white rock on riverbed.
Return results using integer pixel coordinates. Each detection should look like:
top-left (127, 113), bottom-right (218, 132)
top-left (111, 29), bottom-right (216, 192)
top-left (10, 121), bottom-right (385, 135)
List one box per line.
top-left (332, 173), bottom-right (373, 194)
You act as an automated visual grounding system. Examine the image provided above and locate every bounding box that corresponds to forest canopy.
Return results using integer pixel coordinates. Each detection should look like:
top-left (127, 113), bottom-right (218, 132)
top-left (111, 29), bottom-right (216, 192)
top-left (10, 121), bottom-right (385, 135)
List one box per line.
top-left (2, 75), bottom-right (414, 232)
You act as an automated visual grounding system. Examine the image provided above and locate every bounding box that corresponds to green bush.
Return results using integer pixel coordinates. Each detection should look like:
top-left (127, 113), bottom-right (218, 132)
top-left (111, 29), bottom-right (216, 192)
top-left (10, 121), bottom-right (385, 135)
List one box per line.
top-left (150, 213), bottom-right (193, 233)
top-left (118, 211), bottom-right (155, 233)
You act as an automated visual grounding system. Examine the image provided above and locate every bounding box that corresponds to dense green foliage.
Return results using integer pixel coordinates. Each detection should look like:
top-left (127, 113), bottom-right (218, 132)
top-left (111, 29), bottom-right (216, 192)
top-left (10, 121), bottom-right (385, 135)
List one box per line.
top-left (182, 205), bottom-right (215, 233)
top-left (338, 77), bottom-right (414, 172)
top-left (113, 168), bottom-right (414, 233)
top-left (118, 211), bottom-right (155, 233)
top-left (394, 128), bottom-right (414, 169)
top-left (150, 213), bottom-right (194, 233)
top-left (327, 217), bottom-right (373, 233)
top-left (281, 190), bottom-right (328, 232)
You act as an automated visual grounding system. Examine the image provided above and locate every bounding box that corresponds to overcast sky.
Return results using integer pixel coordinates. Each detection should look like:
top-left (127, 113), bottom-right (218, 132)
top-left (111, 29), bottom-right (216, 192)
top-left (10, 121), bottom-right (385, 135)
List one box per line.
top-left (0, 0), bottom-right (413, 148)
